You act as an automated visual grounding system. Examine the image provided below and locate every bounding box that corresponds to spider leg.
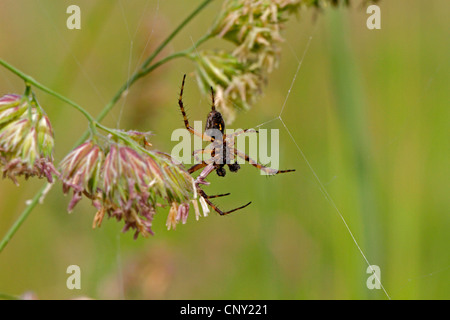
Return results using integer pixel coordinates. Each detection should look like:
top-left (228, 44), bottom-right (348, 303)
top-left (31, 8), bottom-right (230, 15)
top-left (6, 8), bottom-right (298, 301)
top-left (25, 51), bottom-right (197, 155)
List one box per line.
top-left (222, 129), bottom-right (258, 149)
top-left (193, 148), bottom-right (213, 164)
top-left (188, 148), bottom-right (222, 176)
top-left (205, 193), bottom-right (231, 199)
top-left (233, 149), bottom-right (295, 175)
top-left (210, 86), bottom-right (216, 111)
top-left (178, 74), bottom-right (215, 142)
top-left (225, 128), bottom-right (259, 141)
top-left (192, 148), bottom-right (210, 155)
top-left (188, 162), bottom-right (208, 174)
top-left (197, 188), bottom-right (251, 216)
top-left (194, 163), bottom-right (250, 215)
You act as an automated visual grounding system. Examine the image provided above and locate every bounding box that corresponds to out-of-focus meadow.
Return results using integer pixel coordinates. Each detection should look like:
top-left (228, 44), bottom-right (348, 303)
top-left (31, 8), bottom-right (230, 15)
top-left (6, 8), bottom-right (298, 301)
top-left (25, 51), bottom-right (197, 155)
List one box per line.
top-left (0, 0), bottom-right (448, 299)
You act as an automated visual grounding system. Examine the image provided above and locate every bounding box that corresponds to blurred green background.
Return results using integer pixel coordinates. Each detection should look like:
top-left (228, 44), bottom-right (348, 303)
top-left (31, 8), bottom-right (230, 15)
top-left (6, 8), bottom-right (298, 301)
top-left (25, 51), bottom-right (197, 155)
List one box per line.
top-left (0, 0), bottom-right (448, 300)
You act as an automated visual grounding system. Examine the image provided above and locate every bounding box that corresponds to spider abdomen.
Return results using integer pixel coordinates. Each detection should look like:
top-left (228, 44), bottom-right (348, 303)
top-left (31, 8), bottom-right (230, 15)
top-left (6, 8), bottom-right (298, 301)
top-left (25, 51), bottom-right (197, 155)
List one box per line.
top-left (205, 110), bottom-right (225, 134)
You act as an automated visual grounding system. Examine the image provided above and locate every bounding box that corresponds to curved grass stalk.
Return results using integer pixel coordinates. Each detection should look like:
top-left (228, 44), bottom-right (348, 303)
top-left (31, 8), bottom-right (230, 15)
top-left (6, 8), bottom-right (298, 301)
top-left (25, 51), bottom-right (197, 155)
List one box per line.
top-left (0, 0), bottom-right (215, 253)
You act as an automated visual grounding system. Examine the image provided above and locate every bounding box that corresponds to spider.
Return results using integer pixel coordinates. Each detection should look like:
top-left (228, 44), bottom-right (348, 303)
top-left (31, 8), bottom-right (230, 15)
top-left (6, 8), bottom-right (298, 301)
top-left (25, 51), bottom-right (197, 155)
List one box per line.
top-left (178, 74), bottom-right (295, 215)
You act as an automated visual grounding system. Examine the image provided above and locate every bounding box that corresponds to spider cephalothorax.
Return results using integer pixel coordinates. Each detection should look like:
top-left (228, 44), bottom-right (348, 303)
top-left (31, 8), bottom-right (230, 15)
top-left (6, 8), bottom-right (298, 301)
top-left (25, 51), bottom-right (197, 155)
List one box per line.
top-left (178, 74), bottom-right (295, 215)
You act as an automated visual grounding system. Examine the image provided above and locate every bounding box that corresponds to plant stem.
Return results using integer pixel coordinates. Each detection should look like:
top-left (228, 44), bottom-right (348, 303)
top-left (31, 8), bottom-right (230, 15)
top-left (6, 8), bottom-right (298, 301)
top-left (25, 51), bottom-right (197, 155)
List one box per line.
top-left (75, 9), bottom-right (214, 144)
top-left (88, 50), bottom-right (190, 128)
top-left (0, 59), bottom-right (97, 126)
top-left (0, 184), bottom-right (47, 253)
top-left (0, 292), bottom-right (21, 300)
top-left (140, 0), bottom-right (215, 71)
top-left (0, 0), bottom-right (215, 254)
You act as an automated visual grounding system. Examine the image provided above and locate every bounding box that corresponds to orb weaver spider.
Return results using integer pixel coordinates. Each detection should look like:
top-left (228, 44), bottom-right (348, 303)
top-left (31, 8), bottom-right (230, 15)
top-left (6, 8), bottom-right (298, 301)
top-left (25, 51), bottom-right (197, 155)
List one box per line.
top-left (178, 74), bottom-right (295, 215)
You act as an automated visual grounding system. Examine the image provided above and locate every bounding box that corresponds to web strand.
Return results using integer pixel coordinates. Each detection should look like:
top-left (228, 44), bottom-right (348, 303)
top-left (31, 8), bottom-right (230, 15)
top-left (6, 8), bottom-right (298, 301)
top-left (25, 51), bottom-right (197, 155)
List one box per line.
top-left (279, 36), bottom-right (313, 117)
top-left (132, 0), bottom-right (161, 74)
top-left (36, 0), bottom-right (107, 105)
top-left (279, 117), bottom-right (391, 299)
top-left (116, 0), bottom-right (135, 128)
top-left (253, 32), bottom-right (391, 299)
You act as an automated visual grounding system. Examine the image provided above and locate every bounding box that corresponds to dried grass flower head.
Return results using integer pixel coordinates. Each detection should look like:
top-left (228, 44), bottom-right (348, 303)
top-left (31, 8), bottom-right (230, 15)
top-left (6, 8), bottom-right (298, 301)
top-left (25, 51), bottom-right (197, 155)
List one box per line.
top-left (212, 0), bottom-right (304, 72)
top-left (59, 131), bottom-right (197, 239)
top-left (0, 94), bottom-right (57, 184)
top-left (191, 0), bottom-right (308, 124)
top-left (59, 140), bottom-right (103, 212)
top-left (201, 0), bottom-right (356, 124)
top-left (194, 50), bottom-right (264, 124)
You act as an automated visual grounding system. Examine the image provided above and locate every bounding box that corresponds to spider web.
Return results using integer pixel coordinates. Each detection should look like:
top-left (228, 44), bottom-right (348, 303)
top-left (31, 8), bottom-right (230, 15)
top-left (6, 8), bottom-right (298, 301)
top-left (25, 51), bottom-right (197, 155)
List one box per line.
top-left (31, 0), bottom-right (153, 300)
top-left (65, 1), bottom-right (449, 301)
top-left (36, 0), bottom-right (108, 106)
top-left (30, 0), bottom-right (390, 299)
top-left (251, 33), bottom-right (392, 299)
top-left (32, 0), bottom-right (161, 300)
top-left (182, 17), bottom-right (392, 298)
top-left (247, 10), bottom-right (447, 298)
top-left (6, 0), bottom-right (445, 300)
top-left (113, 0), bottom-right (160, 300)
